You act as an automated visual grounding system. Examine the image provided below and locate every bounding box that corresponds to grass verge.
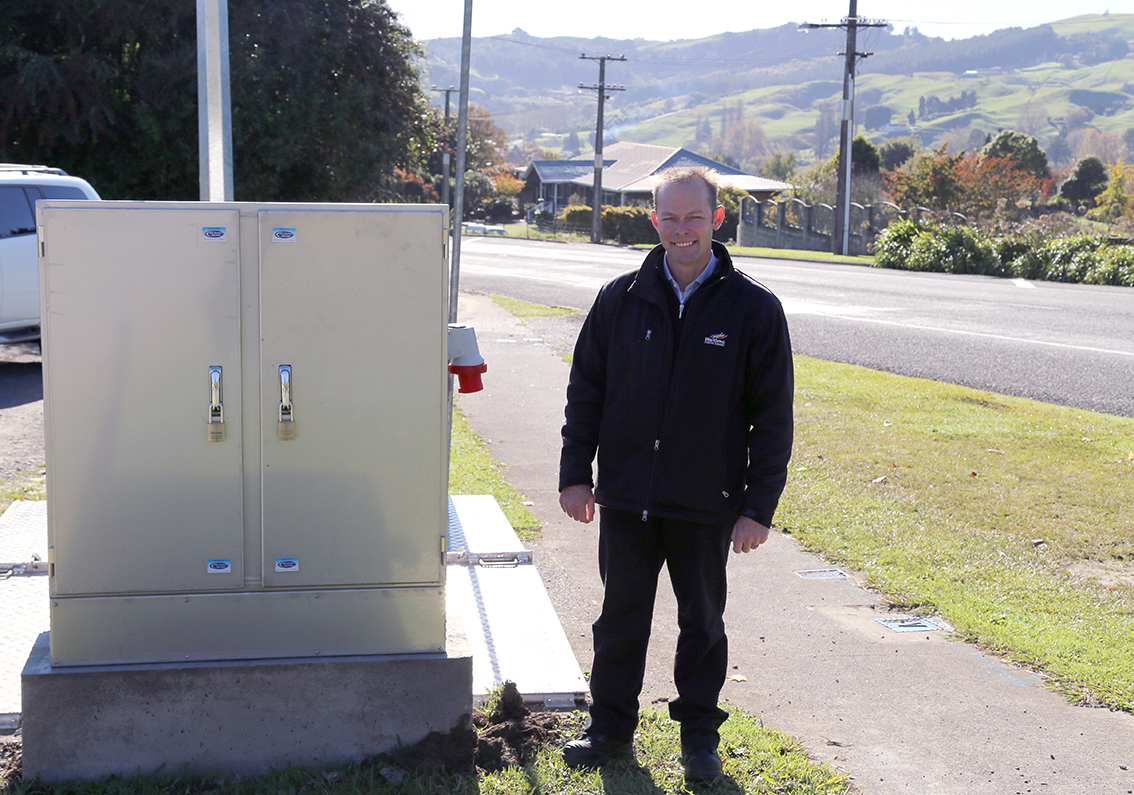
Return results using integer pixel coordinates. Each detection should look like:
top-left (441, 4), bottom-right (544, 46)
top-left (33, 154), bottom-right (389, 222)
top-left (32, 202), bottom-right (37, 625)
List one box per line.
top-left (2, 708), bottom-right (849, 794)
top-left (482, 708), bottom-right (848, 795)
top-left (781, 356), bottom-right (1134, 711)
top-left (449, 406), bottom-right (542, 542)
top-left (0, 466), bottom-right (46, 515)
top-left (488, 294), bottom-right (577, 319)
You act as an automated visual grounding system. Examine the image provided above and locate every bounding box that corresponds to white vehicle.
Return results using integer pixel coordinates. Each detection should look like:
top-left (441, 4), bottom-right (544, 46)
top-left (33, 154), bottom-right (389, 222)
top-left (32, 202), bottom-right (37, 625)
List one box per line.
top-left (0, 164), bottom-right (100, 343)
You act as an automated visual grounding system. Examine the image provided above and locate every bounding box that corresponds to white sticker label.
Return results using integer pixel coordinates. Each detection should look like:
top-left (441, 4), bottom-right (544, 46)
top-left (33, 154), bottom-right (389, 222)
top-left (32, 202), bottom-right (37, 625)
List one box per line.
top-left (206, 559), bottom-right (232, 574)
top-left (272, 228), bottom-right (297, 242)
top-left (202, 227), bottom-right (227, 241)
top-left (275, 558), bottom-right (300, 572)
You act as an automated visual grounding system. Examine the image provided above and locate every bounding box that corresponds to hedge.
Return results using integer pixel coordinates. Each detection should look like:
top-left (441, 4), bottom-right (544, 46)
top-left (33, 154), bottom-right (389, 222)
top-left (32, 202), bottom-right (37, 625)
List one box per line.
top-left (562, 205), bottom-right (657, 245)
top-left (874, 219), bottom-right (1134, 286)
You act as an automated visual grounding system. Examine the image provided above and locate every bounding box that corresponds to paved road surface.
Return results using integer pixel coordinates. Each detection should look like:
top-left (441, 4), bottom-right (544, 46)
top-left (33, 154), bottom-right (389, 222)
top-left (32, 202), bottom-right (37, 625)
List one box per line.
top-left (456, 236), bottom-right (1134, 417)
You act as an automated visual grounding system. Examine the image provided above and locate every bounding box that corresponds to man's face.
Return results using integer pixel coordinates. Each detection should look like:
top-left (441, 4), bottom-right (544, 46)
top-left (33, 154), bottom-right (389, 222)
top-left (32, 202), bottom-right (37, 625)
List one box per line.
top-left (651, 180), bottom-right (725, 272)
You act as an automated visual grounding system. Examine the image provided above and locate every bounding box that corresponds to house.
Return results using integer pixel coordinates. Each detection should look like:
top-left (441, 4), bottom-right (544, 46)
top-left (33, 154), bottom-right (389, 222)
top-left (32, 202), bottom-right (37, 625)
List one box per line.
top-left (518, 141), bottom-right (790, 215)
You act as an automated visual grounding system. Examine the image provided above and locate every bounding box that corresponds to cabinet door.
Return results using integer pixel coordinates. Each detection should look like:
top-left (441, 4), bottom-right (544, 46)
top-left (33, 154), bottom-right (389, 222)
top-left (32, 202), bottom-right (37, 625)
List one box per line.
top-left (258, 208), bottom-right (446, 588)
top-left (42, 207), bottom-right (244, 596)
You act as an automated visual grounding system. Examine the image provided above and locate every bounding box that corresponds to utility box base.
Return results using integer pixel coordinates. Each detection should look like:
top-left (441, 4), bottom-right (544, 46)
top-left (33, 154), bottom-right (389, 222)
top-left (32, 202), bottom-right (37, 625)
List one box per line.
top-left (20, 621), bottom-right (472, 784)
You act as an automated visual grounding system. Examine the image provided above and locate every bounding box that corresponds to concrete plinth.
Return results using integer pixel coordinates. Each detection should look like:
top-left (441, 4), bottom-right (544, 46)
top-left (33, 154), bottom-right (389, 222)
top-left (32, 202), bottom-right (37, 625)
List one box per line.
top-left (21, 619), bottom-right (472, 784)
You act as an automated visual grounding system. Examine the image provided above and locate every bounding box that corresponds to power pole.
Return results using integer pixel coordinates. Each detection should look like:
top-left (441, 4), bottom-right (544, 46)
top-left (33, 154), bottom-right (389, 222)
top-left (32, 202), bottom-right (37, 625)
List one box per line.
top-left (432, 86), bottom-right (458, 210)
top-left (802, 1), bottom-right (886, 255)
top-left (579, 54), bottom-right (625, 244)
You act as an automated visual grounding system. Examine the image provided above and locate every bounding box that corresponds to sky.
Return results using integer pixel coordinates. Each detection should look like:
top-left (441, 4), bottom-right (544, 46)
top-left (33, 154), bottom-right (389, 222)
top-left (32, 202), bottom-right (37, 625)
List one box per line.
top-left (385, 0), bottom-right (1130, 43)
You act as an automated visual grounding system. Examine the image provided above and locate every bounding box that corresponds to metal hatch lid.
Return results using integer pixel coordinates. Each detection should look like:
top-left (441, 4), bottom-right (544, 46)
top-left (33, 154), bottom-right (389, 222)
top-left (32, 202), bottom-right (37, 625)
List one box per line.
top-left (445, 495), bottom-right (586, 710)
top-left (447, 495), bottom-right (533, 566)
top-left (447, 563), bottom-right (588, 711)
top-left (0, 501), bottom-right (50, 727)
top-left (0, 500), bottom-right (48, 571)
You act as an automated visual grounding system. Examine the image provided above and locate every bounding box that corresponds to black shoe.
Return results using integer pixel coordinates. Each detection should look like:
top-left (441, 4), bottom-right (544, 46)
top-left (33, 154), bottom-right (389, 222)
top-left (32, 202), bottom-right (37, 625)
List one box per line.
top-left (562, 733), bottom-right (633, 768)
top-left (680, 747), bottom-right (723, 781)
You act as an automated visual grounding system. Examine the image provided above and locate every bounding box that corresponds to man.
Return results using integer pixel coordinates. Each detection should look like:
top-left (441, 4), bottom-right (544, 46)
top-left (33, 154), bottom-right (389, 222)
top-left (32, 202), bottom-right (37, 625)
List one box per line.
top-left (558, 166), bottom-right (793, 781)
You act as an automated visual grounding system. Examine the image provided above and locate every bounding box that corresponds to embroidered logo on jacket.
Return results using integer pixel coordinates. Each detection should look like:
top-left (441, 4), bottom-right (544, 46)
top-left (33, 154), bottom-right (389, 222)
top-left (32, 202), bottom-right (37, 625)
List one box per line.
top-left (704, 332), bottom-right (727, 347)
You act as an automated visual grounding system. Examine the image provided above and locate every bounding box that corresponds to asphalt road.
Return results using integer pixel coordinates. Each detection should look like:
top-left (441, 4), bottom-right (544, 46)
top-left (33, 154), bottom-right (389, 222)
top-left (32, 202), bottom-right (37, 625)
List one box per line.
top-left (456, 236), bottom-right (1134, 418)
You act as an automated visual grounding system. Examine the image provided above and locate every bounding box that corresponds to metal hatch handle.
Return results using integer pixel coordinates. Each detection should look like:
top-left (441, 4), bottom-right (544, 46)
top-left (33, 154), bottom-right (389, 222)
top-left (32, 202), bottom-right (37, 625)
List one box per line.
top-left (278, 364), bottom-right (295, 440)
top-left (207, 366), bottom-right (225, 442)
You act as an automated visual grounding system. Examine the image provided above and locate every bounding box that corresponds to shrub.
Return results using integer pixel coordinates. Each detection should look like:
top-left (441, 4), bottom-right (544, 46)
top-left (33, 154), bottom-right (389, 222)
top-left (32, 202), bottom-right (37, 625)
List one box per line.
top-left (1086, 244), bottom-right (1134, 286)
top-left (1039, 235), bottom-right (1103, 283)
top-left (933, 225), bottom-right (1001, 275)
top-left (873, 218), bottom-right (920, 269)
top-left (873, 221), bottom-right (1132, 287)
top-left (876, 219), bottom-right (998, 275)
top-left (561, 205), bottom-right (593, 227)
top-left (601, 206), bottom-right (655, 245)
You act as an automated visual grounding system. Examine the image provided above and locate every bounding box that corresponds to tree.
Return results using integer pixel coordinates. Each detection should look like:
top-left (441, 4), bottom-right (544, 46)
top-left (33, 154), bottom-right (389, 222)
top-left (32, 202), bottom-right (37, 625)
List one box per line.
top-left (1, 0), bottom-right (436, 201)
top-left (759, 151), bottom-right (796, 182)
top-left (460, 170), bottom-right (496, 219)
top-left (885, 146), bottom-right (1045, 216)
top-left (813, 107), bottom-right (837, 158)
top-left (465, 106), bottom-right (507, 170)
top-left (835, 136), bottom-right (881, 175)
top-left (864, 105), bottom-right (893, 131)
top-left (953, 156), bottom-right (1043, 218)
top-left (879, 136), bottom-right (920, 171)
top-left (1060, 156), bottom-right (1108, 206)
top-left (1089, 160), bottom-right (1134, 221)
top-left (715, 118), bottom-right (768, 173)
top-left (884, 146), bottom-right (962, 208)
top-left (980, 130), bottom-right (1050, 179)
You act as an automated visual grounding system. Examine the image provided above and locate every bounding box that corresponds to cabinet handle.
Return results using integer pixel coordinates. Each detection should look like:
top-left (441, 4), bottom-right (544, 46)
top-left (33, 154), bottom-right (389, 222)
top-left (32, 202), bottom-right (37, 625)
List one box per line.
top-left (278, 364), bottom-right (296, 441)
top-left (207, 366), bottom-right (225, 442)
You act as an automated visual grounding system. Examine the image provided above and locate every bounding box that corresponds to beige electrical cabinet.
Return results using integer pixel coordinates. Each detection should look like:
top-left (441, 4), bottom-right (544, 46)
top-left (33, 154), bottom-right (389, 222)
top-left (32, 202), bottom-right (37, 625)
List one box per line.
top-left (38, 202), bottom-right (449, 666)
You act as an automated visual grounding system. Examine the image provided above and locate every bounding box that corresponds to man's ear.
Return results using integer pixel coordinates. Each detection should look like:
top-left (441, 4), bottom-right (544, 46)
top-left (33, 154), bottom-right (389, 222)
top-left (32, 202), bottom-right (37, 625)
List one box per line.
top-left (713, 205), bottom-right (725, 230)
top-left (651, 210), bottom-right (660, 230)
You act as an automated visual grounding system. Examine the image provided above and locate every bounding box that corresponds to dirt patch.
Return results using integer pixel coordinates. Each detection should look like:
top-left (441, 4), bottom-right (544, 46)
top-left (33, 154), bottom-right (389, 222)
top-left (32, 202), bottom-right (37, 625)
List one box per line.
top-left (1066, 560), bottom-right (1134, 590)
top-left (470, 681), bottom-right (563, 773)
top-left (387, 681), bottom-right (564, 776)
top-left (0, 734), bottom-right (20, 789)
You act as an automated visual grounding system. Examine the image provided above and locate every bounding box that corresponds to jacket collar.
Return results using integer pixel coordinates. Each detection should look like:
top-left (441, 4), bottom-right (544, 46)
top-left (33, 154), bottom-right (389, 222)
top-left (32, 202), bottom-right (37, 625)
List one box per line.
top-left (630, 241), bottom-right (734, 303)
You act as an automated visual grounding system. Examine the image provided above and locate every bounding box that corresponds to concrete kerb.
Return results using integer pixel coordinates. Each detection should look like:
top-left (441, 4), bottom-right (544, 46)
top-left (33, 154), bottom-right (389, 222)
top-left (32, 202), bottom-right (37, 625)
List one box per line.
top-left (453, 290), bottom-right (1134, 795)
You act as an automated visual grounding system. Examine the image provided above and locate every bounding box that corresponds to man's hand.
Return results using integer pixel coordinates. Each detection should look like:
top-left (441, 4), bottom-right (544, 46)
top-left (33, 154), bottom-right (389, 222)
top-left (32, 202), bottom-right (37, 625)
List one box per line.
top-left (559, 484), bottom-right (595, 524)
top-left (731, 515), bottom-right (770, 553)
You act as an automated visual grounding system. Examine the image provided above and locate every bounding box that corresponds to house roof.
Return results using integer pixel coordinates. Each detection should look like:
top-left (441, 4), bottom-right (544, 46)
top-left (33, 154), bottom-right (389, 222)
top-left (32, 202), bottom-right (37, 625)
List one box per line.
top-left (524, 141), bottom-right (790, 195)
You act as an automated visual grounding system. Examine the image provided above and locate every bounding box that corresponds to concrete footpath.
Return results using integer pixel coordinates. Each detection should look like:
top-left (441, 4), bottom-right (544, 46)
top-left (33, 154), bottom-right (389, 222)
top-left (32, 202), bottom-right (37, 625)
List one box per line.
top-left (454, 291), bottom-right (1134, 795)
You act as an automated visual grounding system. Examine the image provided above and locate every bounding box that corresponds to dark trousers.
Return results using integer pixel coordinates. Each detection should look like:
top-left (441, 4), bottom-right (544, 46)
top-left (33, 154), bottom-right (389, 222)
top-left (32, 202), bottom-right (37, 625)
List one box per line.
top-left (587, 507), bottom-right (732, 748)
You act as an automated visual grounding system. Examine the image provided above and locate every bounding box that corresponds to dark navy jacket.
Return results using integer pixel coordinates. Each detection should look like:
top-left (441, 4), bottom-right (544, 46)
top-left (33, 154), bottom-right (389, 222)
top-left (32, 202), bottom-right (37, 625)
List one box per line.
top-left (559, 241), bottom-right (794, 527)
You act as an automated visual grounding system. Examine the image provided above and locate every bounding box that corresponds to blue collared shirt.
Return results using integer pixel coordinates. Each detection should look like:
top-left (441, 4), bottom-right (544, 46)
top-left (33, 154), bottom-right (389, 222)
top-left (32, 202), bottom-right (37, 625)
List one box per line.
top-left (662, 252), bottom-right (718, 318)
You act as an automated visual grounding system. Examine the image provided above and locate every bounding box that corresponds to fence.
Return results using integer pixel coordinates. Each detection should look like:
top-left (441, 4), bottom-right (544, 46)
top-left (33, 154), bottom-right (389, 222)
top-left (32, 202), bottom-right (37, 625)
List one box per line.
top-left (738, 197), bottom-right (963, 256)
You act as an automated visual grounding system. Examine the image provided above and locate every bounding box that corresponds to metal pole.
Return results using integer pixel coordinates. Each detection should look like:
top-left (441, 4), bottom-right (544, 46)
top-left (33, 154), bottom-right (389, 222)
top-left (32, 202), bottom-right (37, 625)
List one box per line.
top-left (843, 65), bottom-right (855, 255)
top-left (446, 0), bottom-right (473, 477)
top-left (196, 0), bottom-right (233, 201)
top-left (449, 0), bottom-right (472, 326)
top-left (433, 86), bottom-right (456, 209)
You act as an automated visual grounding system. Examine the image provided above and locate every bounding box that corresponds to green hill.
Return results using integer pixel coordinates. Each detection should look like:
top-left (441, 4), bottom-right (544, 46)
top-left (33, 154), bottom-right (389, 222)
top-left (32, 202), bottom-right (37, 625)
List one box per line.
top-left (417, 13), bottom-right (1134, 169)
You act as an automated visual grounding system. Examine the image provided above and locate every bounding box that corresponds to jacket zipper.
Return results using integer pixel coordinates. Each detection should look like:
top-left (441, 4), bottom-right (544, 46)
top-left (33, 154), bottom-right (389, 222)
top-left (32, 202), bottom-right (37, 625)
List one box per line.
top-left (639, 271), bottom-right (724, 521)
top-left (640, 293), bottom-right (673, 521)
